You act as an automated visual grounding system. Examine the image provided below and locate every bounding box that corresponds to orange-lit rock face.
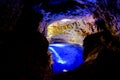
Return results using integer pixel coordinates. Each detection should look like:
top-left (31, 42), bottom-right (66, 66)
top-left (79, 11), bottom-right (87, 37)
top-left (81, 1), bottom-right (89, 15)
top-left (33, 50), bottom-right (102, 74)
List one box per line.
top-left (46, 15), bottom-right (97, 45)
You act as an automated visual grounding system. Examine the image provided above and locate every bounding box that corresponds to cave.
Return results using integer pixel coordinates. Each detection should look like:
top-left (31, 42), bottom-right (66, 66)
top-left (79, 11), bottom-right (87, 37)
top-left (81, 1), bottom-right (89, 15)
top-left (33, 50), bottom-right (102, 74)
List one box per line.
top-left (37, 0), bottom-right (97, 73)
top-left (46, 16), bottom-right (96, 73)
top-left (0, 0), bottom-right (120, 80)
top-left (35, 0), bottom-right (120, 74)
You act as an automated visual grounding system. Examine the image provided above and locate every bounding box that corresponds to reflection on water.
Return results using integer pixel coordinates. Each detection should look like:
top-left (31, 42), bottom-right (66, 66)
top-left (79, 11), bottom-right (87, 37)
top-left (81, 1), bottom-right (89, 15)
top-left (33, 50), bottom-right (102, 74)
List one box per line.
top-left (49, 43), bottom-right (84, 73)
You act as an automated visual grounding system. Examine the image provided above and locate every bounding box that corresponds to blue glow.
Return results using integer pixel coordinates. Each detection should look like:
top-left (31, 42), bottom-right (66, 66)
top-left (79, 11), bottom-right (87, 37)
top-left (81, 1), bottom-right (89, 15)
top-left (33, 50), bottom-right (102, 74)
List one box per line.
top-left (88, 0), bottom-right (96, 3)
top-left (49, 47), bottom-right (67, 64)
top-left (49, 44), bottom-right (67, 47)
top-left (49, 0), bottom-right (68, 5)
top-left (49, 43), bottom-right (84, 73)
top-left (33, 0), bottom-right (96, 21)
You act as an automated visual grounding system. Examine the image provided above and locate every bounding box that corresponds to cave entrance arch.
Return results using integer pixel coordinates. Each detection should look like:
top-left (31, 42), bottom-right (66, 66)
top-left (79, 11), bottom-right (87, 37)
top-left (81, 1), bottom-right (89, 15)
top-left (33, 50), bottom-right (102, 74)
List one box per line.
top-left (43, 16), bottom-right (96, 73)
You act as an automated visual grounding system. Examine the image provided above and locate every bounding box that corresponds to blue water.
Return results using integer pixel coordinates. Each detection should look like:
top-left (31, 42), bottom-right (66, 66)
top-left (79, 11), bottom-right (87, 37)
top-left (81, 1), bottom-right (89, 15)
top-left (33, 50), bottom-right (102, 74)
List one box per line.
top-left (49, 43), bottom-right (84, 73)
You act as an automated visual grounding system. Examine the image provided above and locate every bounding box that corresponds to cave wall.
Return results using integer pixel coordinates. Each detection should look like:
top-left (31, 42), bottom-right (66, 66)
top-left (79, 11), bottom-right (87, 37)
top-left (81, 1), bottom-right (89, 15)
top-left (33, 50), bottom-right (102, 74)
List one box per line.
top-left (0, 0), bottom-right (22, 31)
top-left (93, 0), bottom-right (120, 35)
top-left (0, 0), bottom-right (120, 32)
top-left (97, 0), bottom-right (120, 21)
